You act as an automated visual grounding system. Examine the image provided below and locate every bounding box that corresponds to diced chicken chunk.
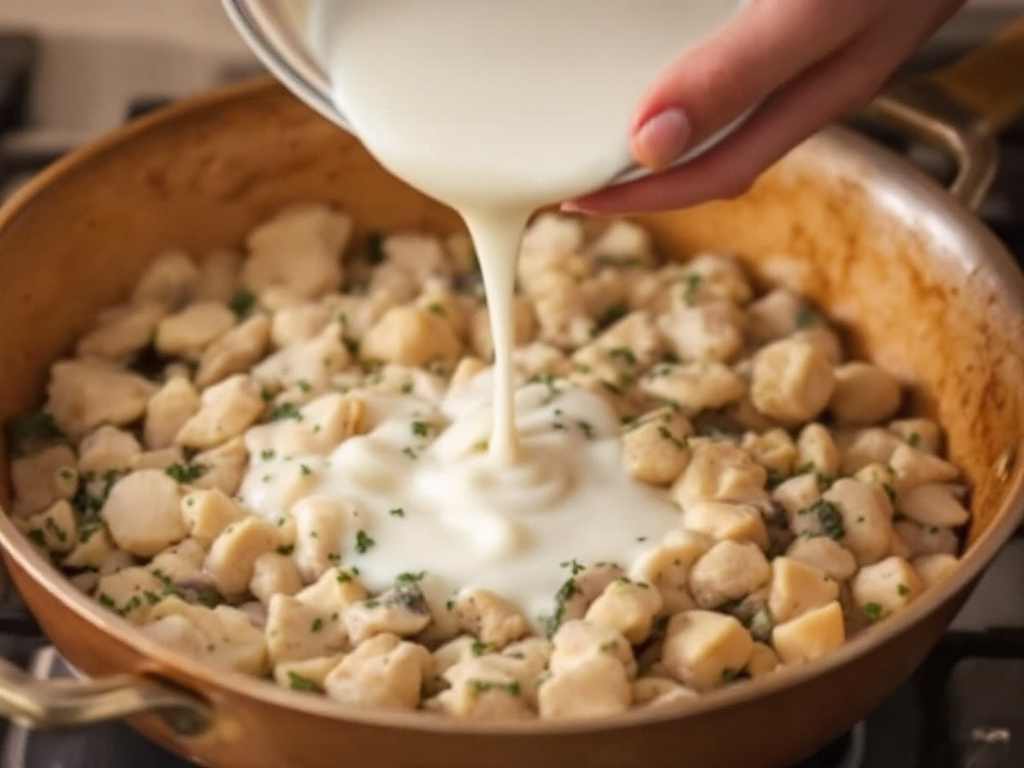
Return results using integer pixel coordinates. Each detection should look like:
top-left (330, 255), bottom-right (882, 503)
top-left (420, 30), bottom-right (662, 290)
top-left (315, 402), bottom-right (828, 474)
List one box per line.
top-left (661, 610), bottom-right (754, 691)
top-left (621, 409), bottom-right (692, 485)
top-left (24, 499), bottom-right (77, 554)
top-left (771, 601), bottom-right (845, 664)
top-left (196, 315), bottom-right (272, 388)
top-left (585, 578), bottom-right (663, 644)
top-left (131, 250), bottom-right (199, 309)
top-left (537, 654), bottom-right (631, 720)
top-left (785, 536), bottom-right (858, 582)
top-left (822, 479), bottom-right (894, 566)
top-left (76, 303), bottom-right (164, 360)
top-left (673, 442), bottom-right (769, 510)
top-left (47, 360), bottom-right (157, 438)
top-left (688, 541), bottom-right (771, 609)
top-left (361, 306), bottom-right (462, 367)
top-left (640, 361), bottom-right (746, 415)
top-left (455, 588), bottom-right (531, 648)
top-left (850, 556), bottom-right (924, 621)
top-left (898, 484), bottom-right (970, 528)
top-left (205, 517), bottom-right (280, 597)
top-left (264, 593), bottom-right (346, 663)
top-left (101, 469), bottom-right (186, 557)
top-left (242, 205), bottom-right (352, 299)
top-left (750, 339), bottom-right (835, 426)
top-left (11, 444), bottom-right (78, 518)
top-left (828, 363), bottom-right (901, 426)
top-left (143, 378), bottom-right (200, 450)
top-left (155, 301), bottom-right (236, 361)
top-left (144, 597), bottom-right (268, 675)
top-left (767, 557), bottom-right (839, 624)
top-left (323, 633), bottom-right (431, 711)
top-left (175, 374), bottom-right (264, 450)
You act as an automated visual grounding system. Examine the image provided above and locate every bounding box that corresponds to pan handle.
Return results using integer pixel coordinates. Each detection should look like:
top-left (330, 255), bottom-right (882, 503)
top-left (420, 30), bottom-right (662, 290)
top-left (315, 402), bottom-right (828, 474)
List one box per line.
top-left (0, 655), bottom-right (210, 735)
top-left (862, 15), bottom-right (1024, 211)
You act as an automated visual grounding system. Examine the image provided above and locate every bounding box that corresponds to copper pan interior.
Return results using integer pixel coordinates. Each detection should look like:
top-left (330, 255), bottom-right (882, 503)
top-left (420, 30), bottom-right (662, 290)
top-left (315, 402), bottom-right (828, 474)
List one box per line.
top-left (0, 78), bottom-right (1021, 754)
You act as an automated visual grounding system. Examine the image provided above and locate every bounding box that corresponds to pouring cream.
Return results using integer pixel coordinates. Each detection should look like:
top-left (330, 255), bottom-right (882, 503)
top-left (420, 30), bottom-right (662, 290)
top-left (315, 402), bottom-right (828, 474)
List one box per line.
top-left (238, 0), bottom-right (741, 620)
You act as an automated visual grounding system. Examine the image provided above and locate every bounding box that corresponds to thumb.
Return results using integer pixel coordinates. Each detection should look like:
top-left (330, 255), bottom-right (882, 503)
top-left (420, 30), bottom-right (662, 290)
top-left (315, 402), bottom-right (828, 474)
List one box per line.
top-left (631, 0), bottom-right (874, 170)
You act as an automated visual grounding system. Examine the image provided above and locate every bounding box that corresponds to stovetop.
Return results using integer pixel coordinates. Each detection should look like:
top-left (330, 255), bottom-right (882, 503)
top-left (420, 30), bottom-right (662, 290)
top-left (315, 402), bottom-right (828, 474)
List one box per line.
top-left (0, 5), bottom-right (1023, 768)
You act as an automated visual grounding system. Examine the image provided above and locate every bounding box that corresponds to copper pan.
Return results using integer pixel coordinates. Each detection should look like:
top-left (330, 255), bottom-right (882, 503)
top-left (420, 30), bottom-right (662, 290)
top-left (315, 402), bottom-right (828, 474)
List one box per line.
top-left (0, 17), bottom-right (1022, 768)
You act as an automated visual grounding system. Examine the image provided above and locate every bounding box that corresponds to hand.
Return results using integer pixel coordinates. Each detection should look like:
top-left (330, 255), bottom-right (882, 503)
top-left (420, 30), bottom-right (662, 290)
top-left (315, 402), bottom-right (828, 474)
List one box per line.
top-left (565, 0), bottom-right (967, 215)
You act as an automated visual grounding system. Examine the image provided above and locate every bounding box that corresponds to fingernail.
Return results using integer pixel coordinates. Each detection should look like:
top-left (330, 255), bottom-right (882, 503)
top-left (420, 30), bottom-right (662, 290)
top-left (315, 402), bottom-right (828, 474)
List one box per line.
top-left (634, 108), bottom-right (691, 170)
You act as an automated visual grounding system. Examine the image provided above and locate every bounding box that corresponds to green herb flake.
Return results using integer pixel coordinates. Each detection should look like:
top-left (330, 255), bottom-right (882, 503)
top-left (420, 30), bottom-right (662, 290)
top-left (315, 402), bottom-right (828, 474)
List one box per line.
top-left (288, 672), bottom-right (318, 692)
top-left (228, 289), bottom-right (256, 317)
top-left (43, 517), bottom-right (67, 543)
top-left (607, 347), bottom-right (638, 366)
top-left (97, 592), bottom-right (116, 610)
top-left (7, 409), bottom-right (63, 455)
top-left (395, 571), bottom-right (426, 584)
top-left (863, 602), bottom-right (885, 622)
top-left (355, 530), bottom-right (376, 555)
top-left (427, 302), bottom-right (447, 316)
top-left (25, 528), bottom-right (46, 547)
top-left (897, 584), bottom-right (910, 597)
top-left (300, 464), bottom-right (312, 476)
top-left (277, 544), bottom-right (294, 556)
top-left (657, 425), bottom-right (687, 451)
top-left (297, 380), bottom-right (312, 394)
top-left (165, 462), bottom-right (205, 484)
top-left (794, 304), bottom-right (820, 329)
top-left (261, 449), bottom-right (276, 461)
top-left (410, 420), bottom-right (431, 438)
top-left (907, 432), bottom-right (922, 448)
top-left (311, 617), bottom-right (324, 632)
top-left (576, 420), bottom-right (595, 440)
top-left (682, 273), bottom-right (703, 306)
top-left (389, 507), bottom-right (405, 518)
top-left (470, 640), bottom-right (497, 656)
top-left (803, 499), bottom-right (845, 540)
top-left (721, 667), bottom-right (740, 683)
top-left (271, 402), bottom-right (303, 422)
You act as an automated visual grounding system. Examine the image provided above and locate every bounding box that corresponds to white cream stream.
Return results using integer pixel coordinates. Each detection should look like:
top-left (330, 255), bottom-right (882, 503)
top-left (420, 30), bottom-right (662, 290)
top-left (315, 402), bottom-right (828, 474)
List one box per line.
top-left (241, 0), bottom-right (741, 619)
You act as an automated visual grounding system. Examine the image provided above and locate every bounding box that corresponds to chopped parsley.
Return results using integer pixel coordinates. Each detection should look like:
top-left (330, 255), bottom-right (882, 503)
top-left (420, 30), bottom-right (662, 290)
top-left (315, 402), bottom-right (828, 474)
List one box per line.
top-left (276, 544), bottom-right (294, 556)
top-left (657, 425), bottom-right (687, 451)
top-left (6, 409), bottom-right (63, 456)
top-left (389, 507), bottom-right (406, 518)
top-left (794, 304), bottom-right (820, 329)
top-left (427, 302), bottom-right (447, 316)
top-left (863, 602), bottom-right (885, 622)
top-left (288, 672), bottom-right (318, 692)
top-left (97, 592), bottom-right (117, 610)
top-left (310, 617), bottom-right (324, 632)
top-left (410, 420), bottom-right (431, 438)
top-left (576, 420), bottom-right (595, 440)
top-left (270, 402), bottom-right (303, 421)
top-left (165, 462), bottom-right (206, 484)
top-left (607, 347), bottom-right (638, 366)
top-left (395, 571), bottom-right (426, 584)
top-left (471, 640), bottom-right (497, 656)
top-left (300, 464), bottom-right (312, 476)
top-left (802, 499), bottom-right (845, 540)
top-left (228, 289), bottom-right (256, 317)
top-left (354, 530), bottom-right (376, 554)
top-left (907, 432), bottom-right (921, 448)
top-left (469, 680), bottom-right (521, 697)
top-left (261, 449), bottom-right (276, 461)
top-left (897, 584), bottom-right (910, 597)
top-left (721, 667), bottom-right (740, 683)
top-left (43, 517), bottom-right (67, 543)
top-left (25, 528), bottom-right (46, 548)
top-left (682, 273), bottom-right (703, 306)
top-left (297, 380), bottom-right (312, 393)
